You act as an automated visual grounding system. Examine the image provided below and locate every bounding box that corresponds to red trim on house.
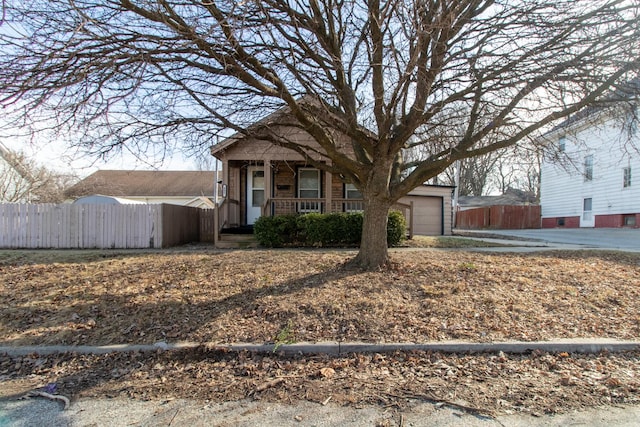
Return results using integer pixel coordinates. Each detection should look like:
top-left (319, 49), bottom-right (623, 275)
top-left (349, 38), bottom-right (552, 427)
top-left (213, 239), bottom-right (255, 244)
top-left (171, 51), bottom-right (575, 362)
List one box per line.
top-left (542, 216), bottom-right (580, 228)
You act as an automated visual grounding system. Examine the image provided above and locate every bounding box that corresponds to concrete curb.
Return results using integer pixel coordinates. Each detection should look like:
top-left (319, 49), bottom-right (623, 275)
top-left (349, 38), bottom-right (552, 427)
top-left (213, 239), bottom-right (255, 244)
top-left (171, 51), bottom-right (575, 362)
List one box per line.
top-left (1, 339), bottom-right (638, 357)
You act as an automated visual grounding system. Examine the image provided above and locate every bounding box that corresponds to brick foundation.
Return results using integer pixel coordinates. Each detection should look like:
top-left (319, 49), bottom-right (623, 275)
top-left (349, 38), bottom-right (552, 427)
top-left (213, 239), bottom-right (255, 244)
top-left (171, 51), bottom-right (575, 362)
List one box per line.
top-left (541, 216), bottom-right (580, 228)
top-left (595, 213), bottom-right (640, 228)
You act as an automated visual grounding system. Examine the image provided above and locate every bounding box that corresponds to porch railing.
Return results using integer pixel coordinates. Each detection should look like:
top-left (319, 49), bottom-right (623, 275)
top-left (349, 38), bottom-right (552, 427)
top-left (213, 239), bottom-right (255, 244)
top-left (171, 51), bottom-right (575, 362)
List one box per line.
top-left (264, 198), bottom-right (325, 216)
top-left (263, 198), bottom-right (414, 238)
top-left (213, 197), bottom-right (240, 244)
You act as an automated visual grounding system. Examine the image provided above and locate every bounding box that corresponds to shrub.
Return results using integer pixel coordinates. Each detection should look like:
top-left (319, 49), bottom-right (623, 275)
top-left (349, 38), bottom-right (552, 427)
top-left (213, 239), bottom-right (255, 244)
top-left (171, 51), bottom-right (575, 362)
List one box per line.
top-left (254, 214), bottom-right (298, 247)
top-left (254, 211), bottom-right (405, 248)
top-left (387, 210), bottom-right (407, 246)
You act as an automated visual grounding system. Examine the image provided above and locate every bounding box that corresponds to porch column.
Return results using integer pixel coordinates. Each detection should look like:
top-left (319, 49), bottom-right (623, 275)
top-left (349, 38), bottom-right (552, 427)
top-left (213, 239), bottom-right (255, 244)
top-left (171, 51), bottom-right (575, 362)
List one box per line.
top-left (325, 166), bottom-right (332, 213)
top-left (222, 159), bottom-right (230, 224)
top-left (264, 159), bottom-right (272, 216)
top-left (222, 159), bottom-right (229, 195)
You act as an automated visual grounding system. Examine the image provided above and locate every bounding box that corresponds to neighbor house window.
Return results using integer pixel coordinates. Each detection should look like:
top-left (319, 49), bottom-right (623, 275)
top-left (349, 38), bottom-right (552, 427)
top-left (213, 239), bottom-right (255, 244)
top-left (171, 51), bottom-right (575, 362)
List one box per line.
top-left (584, 155), bottom-right (593, 181)
top-left (623, 166), bottom-right (632, 188)
top-left (558, 137), bottom-right (566, 152)
top-left (624, 215), bottom-right (636, 227)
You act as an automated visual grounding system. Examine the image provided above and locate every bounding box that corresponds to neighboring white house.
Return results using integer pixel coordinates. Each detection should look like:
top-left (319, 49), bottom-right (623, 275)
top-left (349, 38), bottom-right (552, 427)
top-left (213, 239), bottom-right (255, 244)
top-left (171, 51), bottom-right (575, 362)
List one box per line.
top-left (540, 104), bottom-right (639, 228)
top-left (73, 195), bottom-right (146, 205)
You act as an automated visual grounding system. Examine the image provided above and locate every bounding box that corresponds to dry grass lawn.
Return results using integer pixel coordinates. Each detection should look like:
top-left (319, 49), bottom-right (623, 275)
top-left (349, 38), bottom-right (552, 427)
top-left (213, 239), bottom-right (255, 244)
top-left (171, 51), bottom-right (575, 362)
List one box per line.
top-left (1, 246), bottom-right (639, 416)
top-left (1, 247), bottom-right (638, 346)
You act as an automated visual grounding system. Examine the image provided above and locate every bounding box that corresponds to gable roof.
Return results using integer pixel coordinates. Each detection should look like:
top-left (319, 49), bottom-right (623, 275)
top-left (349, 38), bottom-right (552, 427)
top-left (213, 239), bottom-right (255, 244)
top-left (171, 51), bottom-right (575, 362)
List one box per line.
top-left (210, 101), bottom-right (295, 158)
top-left (210, 96), bottom-right (376, 159)
top-left (546, 77), bottom-right (639, 137)
top-left (65, 170), bottom-right (219, 199)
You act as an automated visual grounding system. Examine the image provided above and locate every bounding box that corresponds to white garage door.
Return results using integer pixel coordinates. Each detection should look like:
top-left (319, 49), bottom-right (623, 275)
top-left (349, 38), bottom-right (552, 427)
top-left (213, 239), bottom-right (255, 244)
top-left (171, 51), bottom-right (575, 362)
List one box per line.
top-left (403, 196), bottom-right (443, 236)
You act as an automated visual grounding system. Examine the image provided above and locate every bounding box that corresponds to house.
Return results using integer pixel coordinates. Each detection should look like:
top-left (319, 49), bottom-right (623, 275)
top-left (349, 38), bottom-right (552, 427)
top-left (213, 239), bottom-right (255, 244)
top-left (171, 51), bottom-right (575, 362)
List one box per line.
top-left (65, 170), bottom-right (220, 208)
top-left (210, 107), bottom-right (454, 237)
top-left (540, 102), bottom-right (639, 228)
top-left (73, 195), bottom-right (146, 205)
top-left (457, 188), bottom-right (537, 212)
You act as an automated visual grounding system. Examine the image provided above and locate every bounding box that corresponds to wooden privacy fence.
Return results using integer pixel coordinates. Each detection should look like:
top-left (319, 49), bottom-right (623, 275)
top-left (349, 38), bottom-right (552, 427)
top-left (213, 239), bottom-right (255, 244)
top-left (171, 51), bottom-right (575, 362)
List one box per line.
top-left (0, 203), bottom-right (205, 249)
top-left (456, 205), bottom-right (541, 230)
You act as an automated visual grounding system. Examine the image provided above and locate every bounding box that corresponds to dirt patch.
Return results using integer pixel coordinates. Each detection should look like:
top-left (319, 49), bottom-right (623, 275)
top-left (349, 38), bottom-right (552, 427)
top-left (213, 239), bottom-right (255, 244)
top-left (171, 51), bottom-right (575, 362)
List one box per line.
top-left (1, 248), bottom-right (639, 415)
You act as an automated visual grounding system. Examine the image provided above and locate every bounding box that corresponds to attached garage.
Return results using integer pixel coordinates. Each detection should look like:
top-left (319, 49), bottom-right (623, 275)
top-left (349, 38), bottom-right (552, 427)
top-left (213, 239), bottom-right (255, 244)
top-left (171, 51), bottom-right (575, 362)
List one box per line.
top-left (399, 185), bottom-right (454, 236)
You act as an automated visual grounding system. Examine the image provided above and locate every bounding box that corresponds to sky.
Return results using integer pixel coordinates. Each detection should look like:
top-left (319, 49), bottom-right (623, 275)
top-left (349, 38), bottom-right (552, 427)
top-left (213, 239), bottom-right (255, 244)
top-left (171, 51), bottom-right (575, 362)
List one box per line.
top-left (1, 137), bottom-right (205, 178)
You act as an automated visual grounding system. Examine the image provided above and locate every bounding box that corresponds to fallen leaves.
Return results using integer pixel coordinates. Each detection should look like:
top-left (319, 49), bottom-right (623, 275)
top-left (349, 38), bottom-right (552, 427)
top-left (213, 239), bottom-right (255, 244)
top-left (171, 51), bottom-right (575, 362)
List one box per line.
top-left (1, 348), bottom-right (639, 416)
top-left (0, 248), bottom-right (639, 415)
top-left (318, 367), bottom-right (335, 378)
top-left (1, 249), bottom-right (639, 348)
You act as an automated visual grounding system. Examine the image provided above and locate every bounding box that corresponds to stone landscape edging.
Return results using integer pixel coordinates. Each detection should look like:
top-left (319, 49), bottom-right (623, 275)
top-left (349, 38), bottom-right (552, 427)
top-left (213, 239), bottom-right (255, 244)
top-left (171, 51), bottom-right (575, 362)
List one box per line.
top-left (1, 339), bottom-right (638, 357)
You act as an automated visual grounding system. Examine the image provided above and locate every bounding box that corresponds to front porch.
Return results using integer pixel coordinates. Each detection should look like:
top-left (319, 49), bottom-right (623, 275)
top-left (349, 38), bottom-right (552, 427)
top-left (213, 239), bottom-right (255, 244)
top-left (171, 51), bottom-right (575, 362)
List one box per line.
top-left (219, 160), bottom-right (368, 225)
top-left (213, 160), bottom-right (413, 246)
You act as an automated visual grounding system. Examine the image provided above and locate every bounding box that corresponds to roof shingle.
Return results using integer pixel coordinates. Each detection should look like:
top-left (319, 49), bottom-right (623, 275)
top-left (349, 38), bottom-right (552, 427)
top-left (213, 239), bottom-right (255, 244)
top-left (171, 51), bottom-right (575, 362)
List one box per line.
top-left (65, 170), bottom-right (219, 198)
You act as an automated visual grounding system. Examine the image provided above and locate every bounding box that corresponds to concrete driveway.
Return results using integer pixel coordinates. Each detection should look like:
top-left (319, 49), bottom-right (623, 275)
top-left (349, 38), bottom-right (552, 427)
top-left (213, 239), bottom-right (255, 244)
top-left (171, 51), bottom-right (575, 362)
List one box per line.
top-left (472, 228), bottom-right (640, 251)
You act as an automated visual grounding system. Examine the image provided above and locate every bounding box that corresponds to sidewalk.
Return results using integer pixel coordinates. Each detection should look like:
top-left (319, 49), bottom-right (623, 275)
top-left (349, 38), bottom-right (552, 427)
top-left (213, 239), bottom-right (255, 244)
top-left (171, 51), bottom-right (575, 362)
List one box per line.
top-left (3, 390), bottom-right (640, 426)
top-left (2, 339), bottom-right (640, 426)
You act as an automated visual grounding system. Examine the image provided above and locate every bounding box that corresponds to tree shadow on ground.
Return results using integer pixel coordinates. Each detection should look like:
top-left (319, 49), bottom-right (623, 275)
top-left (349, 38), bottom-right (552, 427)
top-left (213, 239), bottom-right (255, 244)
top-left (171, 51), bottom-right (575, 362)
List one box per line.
top-left (0, 257), bottom-right (364, 347)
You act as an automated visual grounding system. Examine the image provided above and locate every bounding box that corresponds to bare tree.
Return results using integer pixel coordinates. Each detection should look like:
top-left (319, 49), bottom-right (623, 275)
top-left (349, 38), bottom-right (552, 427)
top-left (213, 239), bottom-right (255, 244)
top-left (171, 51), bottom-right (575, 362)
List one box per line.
top-left (489, 144), bottom-right (542, 199)
top-left (0, 143), bottom-right (74, 203)
top-left (436, 151), bottom-right (503, 196)
top-left (1, 1), bottom-right (639, 268)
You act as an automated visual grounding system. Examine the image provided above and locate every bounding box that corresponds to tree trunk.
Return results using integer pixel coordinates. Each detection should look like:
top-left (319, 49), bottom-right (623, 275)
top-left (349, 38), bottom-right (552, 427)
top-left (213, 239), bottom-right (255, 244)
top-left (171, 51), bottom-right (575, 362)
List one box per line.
top-left (354, 197), bottom-right (393, 270)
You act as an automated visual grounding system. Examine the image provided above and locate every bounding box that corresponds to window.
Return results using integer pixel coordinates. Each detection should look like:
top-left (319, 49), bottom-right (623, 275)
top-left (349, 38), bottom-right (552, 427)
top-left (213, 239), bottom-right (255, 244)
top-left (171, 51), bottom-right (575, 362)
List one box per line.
top-left (624, 166), bottom-right (632, 188)
top-left (298, 168), bottom-right (320, 212)
top-left (584, 155), bottom-right (593, 181)
top-left (345, 183), bottom-right (362, 199)
top-left (558, 137), bottom-right (566, 152)
top-left (344, 183), bottom-right (363, 212)
top-left (623, 215), bottom-right (636, 227)
top-left (251, 170), bottom-right (265, 207)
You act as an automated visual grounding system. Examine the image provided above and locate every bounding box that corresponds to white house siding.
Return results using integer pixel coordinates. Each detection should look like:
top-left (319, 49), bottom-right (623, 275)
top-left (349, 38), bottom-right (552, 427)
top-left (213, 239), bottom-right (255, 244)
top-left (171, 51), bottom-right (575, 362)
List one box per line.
top-left (541, 113), bottom-right (640, 228)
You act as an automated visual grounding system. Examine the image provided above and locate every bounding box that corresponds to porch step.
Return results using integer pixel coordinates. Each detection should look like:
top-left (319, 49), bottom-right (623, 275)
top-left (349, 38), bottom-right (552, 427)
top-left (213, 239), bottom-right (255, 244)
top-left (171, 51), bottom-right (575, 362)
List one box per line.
top-left (217, 232), bottom-right (259, 249)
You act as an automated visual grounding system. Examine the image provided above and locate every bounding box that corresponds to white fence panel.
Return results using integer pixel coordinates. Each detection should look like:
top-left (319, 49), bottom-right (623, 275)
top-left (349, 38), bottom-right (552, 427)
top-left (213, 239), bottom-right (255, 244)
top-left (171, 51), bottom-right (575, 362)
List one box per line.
top-left (0, 203), bottom-right (164, 249)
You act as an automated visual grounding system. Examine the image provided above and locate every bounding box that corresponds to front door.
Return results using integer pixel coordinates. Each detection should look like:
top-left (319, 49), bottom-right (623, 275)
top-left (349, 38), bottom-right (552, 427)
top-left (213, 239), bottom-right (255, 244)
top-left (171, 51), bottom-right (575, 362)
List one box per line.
top-left (247, 167), bottom-right (265, 225)
top-left (580, 197), bottom-right (595, 227)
